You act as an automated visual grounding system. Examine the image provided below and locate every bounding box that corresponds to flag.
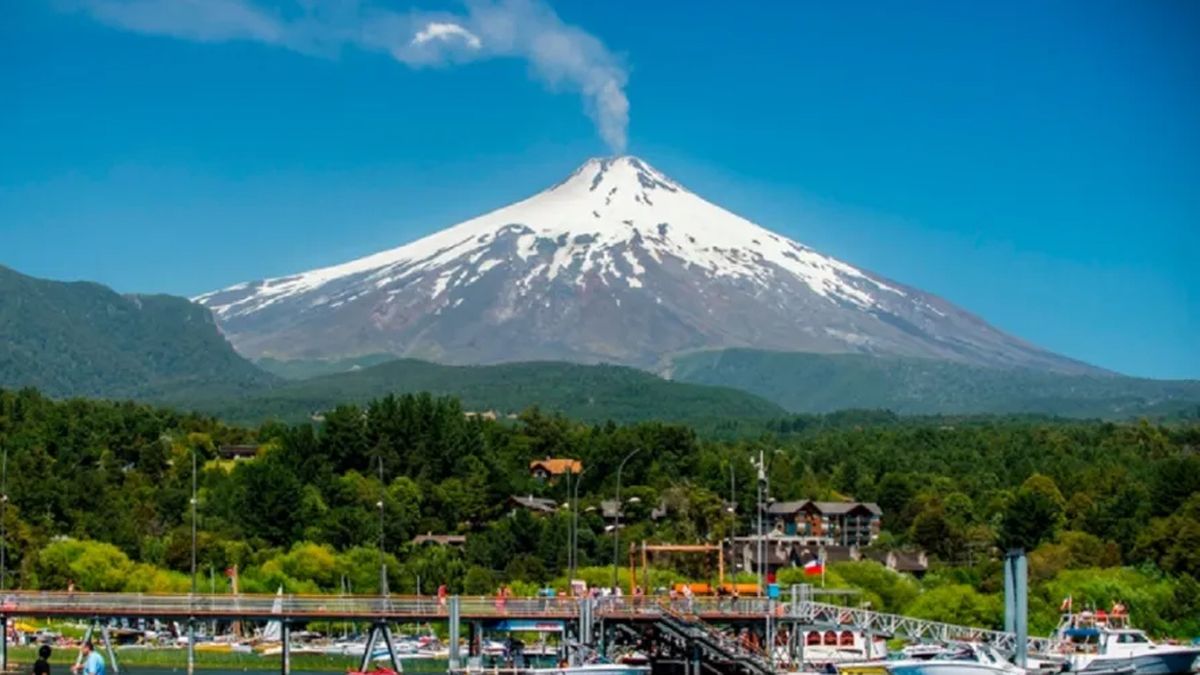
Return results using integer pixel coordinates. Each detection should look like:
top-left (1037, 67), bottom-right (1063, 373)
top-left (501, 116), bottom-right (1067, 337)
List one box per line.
top-left (804, 558), bottom-right (824, 576)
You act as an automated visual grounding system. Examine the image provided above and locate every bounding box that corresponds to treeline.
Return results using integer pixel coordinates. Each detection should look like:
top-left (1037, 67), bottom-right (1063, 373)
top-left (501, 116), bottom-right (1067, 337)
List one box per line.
top-left (1, 388), bottom-right (1198, 636)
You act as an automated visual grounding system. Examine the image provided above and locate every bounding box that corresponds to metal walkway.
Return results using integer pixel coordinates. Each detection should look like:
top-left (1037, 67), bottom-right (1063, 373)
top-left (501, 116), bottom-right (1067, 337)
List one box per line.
top-left (0, 590), bottom-right (1054, 669)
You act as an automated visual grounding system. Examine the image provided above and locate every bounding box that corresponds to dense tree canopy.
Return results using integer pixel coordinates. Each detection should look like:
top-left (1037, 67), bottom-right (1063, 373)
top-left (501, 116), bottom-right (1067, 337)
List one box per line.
top-left (1, 387), bottom-right (1198, 636)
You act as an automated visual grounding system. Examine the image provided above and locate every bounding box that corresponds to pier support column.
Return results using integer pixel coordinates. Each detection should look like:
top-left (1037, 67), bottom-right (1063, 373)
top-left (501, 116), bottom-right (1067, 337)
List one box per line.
top-left (100, 623), bottom-right (120, 674)
top-left (1005, 549), bottom-right (1028, 668)
top-left (281, 622), bottom-right (291, 675)
top-left (187, 619), bottom-right (195, 675)
top-left (1, 614), bottom-right (7, 672)
top-left (379, 624), bottom-right (400, 674)
top-left (447, 596), bottom-right (461, 671)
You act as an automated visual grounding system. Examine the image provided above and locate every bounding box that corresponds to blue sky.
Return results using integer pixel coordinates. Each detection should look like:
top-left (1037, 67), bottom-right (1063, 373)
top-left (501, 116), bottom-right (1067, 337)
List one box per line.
top-left (2, 1), bottom-right (1197, 379)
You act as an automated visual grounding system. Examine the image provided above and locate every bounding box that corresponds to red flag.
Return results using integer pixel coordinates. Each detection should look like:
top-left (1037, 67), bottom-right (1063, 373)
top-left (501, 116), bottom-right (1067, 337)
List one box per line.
top-left (804, 559), bottom-right (824, 576)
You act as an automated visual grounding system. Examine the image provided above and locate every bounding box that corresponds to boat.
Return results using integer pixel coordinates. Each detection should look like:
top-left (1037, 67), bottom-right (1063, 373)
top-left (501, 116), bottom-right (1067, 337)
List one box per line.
top-left (838, 644), bottom-right (1025, 675)
top-left (1050, 604), bottom-right (1200, 674)
top-left (798, 629), bottom-right (891, 666)
top-left (460, 665), bottom-right (649, 675)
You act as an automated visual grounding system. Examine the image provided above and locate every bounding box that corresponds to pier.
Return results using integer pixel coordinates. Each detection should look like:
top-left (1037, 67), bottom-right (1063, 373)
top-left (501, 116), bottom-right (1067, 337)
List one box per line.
top-left (0, 588), bottom-right (1052, 675)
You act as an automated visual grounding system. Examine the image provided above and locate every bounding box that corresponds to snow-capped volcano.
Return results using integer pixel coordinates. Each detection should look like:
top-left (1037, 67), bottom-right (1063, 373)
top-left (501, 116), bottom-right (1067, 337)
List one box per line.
top-left (196, 156), bottom-right (1096, 374)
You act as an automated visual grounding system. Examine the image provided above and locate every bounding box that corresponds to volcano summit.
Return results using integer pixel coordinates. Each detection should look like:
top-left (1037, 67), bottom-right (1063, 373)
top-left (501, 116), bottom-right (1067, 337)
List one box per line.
top-left (196, 156), bottom-right (1096, 374)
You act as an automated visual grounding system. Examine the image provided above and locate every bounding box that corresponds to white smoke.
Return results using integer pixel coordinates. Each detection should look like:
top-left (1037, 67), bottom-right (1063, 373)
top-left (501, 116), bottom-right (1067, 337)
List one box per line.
top-left (70, 0), bottom-right (631, 153)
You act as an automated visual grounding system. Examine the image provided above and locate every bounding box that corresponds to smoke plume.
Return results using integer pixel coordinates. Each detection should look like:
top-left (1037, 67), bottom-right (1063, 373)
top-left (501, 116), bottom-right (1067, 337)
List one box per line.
top-left (71, 0), bottom-right (631, 152)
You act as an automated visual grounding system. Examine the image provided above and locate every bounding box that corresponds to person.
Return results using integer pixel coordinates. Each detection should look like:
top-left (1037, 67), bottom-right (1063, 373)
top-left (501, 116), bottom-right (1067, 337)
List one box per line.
top-left (436, 584), bottom-right (447, 611)
top-left (72, 642), bottom-right (105, 675)
top-left (34, 645), bottom-right (52, 675)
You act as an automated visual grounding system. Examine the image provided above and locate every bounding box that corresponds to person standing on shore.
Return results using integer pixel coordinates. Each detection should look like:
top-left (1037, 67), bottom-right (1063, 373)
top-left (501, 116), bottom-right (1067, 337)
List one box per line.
top-left (71, 642), bottom-right (104, 675)
top-left (33, 645), bottom-right (52, 675)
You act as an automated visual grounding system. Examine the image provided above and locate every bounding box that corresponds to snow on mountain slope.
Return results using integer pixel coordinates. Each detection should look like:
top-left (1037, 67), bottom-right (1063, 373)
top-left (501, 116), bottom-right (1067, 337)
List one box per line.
top-left (195, 156), bottom-right (1100, 374)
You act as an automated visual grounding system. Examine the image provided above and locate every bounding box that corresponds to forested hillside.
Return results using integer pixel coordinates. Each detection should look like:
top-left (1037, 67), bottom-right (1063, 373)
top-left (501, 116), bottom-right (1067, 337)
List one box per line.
top-left (672, 348), bottom-right (1200, 418)
top-left (2, 387), bottom-right (1198, 636)
top-left (0, 266), bottom-right (276, 400)
top-left (185, 358), bottom-right (784, 425)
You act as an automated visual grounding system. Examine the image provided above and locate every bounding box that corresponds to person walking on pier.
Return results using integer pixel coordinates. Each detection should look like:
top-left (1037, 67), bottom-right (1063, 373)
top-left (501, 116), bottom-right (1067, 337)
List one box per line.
top-left (33, 645), bottom-right (52, 675)
top-left (72, 642), bottom-right (105, 675)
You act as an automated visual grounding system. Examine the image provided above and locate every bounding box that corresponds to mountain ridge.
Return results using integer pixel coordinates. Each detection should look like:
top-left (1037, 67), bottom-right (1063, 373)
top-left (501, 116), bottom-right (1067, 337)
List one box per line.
top-left (181, 357), bottom-right (785, 426)
top-left (0, 265), bottom-right (277, 400)
top-left (196, 156), bottom-right (1101, 375)
top-left (670, 348), bottom-right (1200, 418)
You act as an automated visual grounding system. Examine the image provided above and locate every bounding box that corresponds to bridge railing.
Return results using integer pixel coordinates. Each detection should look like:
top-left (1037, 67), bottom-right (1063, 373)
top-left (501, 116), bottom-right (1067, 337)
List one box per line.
top-left (0, 591), bottom-right (578, 619)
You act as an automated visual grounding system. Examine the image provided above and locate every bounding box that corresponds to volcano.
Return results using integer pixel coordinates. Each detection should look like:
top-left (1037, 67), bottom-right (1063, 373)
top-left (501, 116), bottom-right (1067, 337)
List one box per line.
top-left (195, 156), bottom-right (1098, 374)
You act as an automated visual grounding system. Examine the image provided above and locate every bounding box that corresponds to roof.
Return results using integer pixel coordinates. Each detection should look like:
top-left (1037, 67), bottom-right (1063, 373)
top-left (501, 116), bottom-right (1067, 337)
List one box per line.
top-left (891, 551), bottom-right (928, 572)
top-left (510, 495), bottom-right (560, 513)
top-left (767, 500), bottom-right (882, 516)
top-left (218, 444), bottom-right (259, 458)
top-left (410, 532), bottom-right (467, 546)
top-left (529, 458), bottom-right (583, 475)
top-left (767, 500), bottom-right (810, 515)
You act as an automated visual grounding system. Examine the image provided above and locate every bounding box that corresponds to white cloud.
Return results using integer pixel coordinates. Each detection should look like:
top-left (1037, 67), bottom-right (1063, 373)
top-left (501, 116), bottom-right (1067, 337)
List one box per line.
top-left (69, 0), bottom-right (631, 152)
top-left (412, 22), bottom-right (482, 50)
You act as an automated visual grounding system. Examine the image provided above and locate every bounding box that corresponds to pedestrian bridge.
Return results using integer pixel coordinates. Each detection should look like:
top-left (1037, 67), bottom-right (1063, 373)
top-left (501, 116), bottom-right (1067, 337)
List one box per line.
top-left (0, 590), bottom-right (1052, 655)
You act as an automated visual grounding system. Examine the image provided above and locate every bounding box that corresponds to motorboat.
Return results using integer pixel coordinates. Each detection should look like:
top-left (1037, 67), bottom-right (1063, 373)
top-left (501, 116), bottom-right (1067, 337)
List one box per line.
top-left (797, 629), bottom-right (891, 667)
top-left (1050, 607), bottom-right (1200, 674)
top-left (838, 644), bottom-right (1025, 675)
top-left (459, 665), bottom-right (649, 675)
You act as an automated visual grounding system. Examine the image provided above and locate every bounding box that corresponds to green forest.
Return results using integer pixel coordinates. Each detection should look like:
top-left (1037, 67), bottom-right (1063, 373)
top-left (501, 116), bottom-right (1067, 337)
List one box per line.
top-left (1, 387), bottom-right (1198, 638)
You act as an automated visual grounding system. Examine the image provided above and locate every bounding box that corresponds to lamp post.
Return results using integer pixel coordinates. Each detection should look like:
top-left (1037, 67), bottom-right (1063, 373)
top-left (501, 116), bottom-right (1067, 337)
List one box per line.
top-left (188, 447), bottom-right (197, 675)
top-left (1, 445), bottom-right (7, 593)
top-left (377, 456), bottom-right (387, 596)
top-left (570, 465), bottom-right (588, 581)
top-left (611, 448), bottom-right (641, 591)
top-left (191, 447), bottom-right (198, 595)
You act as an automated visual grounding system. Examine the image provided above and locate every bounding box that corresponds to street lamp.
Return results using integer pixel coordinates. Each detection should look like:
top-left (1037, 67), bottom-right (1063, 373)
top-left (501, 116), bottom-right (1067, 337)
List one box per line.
top-left (2, 445), bottom-right (8, 592)
top-left (569, 465), bottom-right (588, 581)
top-left (191, 447), bottom-right (198, 595)
top-left (611, 448), bottom-right (642, 591)
top-left (377, 454), bottom-right (387, 596)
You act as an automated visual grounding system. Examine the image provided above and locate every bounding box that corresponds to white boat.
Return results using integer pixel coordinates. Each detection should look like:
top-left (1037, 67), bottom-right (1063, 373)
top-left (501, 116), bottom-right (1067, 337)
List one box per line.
top-left (1051, 608), bottom-right (1200, 674)
top-left (841, 644), bottom-right (1025, 675)
top-left (797, 629), bottom-right (891, 666)
top-left (462, 665), bottom-right (649, 675)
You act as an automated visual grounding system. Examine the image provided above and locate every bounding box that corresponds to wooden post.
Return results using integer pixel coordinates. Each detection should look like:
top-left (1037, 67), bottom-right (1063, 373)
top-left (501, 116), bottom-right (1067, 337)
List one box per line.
top-left (718, 546), bottom-right (725, 587)
top-left (641, 541), bottom-right (648, 596)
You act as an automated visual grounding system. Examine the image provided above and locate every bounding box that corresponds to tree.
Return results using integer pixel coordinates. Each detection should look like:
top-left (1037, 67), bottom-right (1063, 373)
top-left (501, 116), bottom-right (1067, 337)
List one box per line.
top-left (998, 474), bottom-right (1065, 551)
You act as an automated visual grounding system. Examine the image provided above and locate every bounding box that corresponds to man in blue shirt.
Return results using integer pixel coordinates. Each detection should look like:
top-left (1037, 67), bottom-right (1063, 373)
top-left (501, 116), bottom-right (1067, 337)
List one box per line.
top-left (72, 642), bottom-right (105, 675)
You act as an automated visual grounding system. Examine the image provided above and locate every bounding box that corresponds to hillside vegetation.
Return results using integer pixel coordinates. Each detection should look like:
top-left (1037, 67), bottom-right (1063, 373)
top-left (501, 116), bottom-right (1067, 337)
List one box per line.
top-left (0, 265), bottom-right (276, 400)
top-left (188, 358), bottom-right (785, 425)
top-left (2, 388), bottom-right (1198, 636)
top-left (671, 349), bottom-right (1200, 419)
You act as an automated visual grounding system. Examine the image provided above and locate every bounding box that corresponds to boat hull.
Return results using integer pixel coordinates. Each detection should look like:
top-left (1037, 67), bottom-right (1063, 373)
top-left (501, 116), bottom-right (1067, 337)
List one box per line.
top-left (1071, 648), bottom-right (1200, 674)
top-left (887, 663), bottom-right (1021, 675)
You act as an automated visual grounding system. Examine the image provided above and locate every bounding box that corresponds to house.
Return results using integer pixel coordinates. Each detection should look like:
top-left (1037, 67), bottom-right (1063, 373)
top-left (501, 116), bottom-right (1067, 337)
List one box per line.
top-left (766, 500), bottom-right (882, 546)
top-left (529, 458), bottom-right (583, 482)
top-left (509, 494), bottom-right (560, 515)
top-left (218, 445), bottom-right (260, 461)
top-left (862, 549), bottom-right (929, 578)
top-left (410, 532), bottom-right (467, 547)
top-left (727, 538), bottom-right (928, 578)
top-left (464, 410), bottom-right (499, 421)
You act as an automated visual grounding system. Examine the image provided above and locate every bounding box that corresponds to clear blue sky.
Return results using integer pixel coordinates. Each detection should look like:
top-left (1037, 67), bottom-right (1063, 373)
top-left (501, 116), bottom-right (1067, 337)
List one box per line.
top-left (2, 1), bottom-right (1197, 378)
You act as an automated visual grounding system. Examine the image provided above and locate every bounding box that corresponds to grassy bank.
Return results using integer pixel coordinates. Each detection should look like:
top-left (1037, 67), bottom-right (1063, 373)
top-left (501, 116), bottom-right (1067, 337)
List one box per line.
top-left (4, 646), bottom-right (448, 673)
